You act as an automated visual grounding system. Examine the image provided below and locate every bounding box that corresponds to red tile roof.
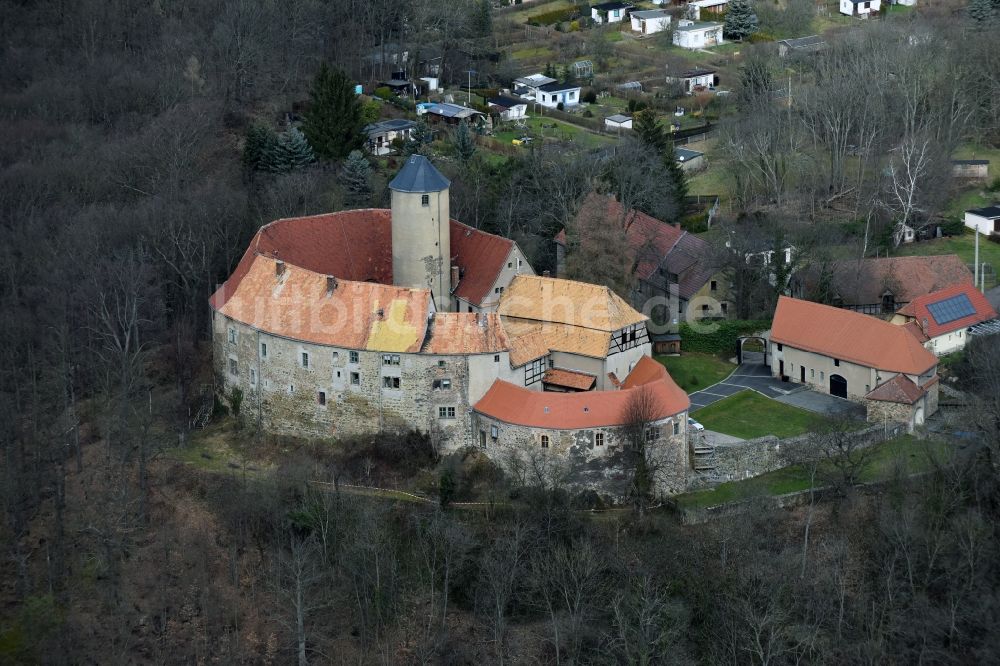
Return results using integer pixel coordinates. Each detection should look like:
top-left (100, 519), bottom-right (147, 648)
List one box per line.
top-left (543, 368), bottom-right (597, 391)
top-left (558, 193), bottom-right (715, 299)
top-left (421, 313), bottom-right (510, 355)
top-left (772, 296), bottom-right (937, 375)
top-left (895, 283), bottom-right (997, 338)
top-left (865, 374), bottom-right (926, 405)
top-left (473, 357), bottom-right (689, 429)
top-left (450, 221), bottom-right (516, 306)
top-left (794, 255), bottom-right (972, 307)
top-left (211, 209), bottom-right (519, 310)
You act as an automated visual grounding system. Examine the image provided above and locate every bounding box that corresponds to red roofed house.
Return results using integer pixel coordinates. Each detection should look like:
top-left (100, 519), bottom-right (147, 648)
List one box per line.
top-left (555, 193), bottom-right (731, 324)
top-left (473, 356), bottom-right (692, 495)
top-left (770, 296), bottom-right (939, 430)
top-left (890, 283), bottom-right (998, 356)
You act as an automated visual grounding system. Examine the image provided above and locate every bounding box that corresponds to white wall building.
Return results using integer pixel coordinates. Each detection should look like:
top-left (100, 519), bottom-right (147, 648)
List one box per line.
top-left (591, 1), bottom-right (633, 24)
top-left (964, 205), bottom-right (1000, 236)
top-left (840, 0), bottom-right (881, 16)
top-left (630, 9), bottom-right (671, 34)
top-left (672, 20), bottom-right (724, 49)
top-left (535, 82), bottom-right (581, 109)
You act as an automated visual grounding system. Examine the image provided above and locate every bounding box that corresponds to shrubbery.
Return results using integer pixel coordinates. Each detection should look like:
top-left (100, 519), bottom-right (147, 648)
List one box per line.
top-left (679, 319), bottom-right (772, 354)
top-left (528, 6), bottom-right (576, 25)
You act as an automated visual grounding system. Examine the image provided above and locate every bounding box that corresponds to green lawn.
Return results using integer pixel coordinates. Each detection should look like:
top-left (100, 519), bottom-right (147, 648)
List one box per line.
top-left (692, 390), bottom-right (833, 439)
top-left (676, 436), bottom-right (952, 509)
top-left (656, 352), bottom-right (735, 392)
top-left (894, 229), bottom-right (1000, 276)
top-left (493, 115), bottom-right (614, 149)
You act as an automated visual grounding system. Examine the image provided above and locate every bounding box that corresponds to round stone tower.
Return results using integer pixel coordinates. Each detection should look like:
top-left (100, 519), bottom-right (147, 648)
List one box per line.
top-left (388, 155), bottom-right (452, 311)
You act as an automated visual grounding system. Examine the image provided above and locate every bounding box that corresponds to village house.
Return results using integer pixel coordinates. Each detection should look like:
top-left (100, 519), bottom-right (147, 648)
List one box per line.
top-left (630, 9), bottom-right (671, 34)
top-left (770, 296), bottom-right (939, 431)
top-left (891, 283), bottom-right (999, 356)
top-left (777, 35), bottom-right (826, 58)
top-left (513, 73), bottom-right (556, 101)
top-left (952, 159), bottom-right (989, 180)
top-left (687, 0), bottom-right (729, 17)
top-left (211, 156), bottom-right (692, 489)
top-left (488, 95), bottom-right (528, 122)
top-left (676, 147), bottom-right (705, 172)
top-left (790, 254), bottom-right (973, 315)
top-left (363, 118), bottom-right (416, 155)
top-left (840, 0), bottom-right (882, 16)
top-left (535, 81), bottom-right (581, 109)
top-left (667, 68), bottom-right (718, 94)
top-left (555, 193), bottom-right (732, 325)
top-left (605, 114), bottom-right (633, 131)
top-left (591, 1), bottom-right (633, 24)
top-left (420, 102), bottom-right (485, 126)
top-left (672, 20), bottom-right (724, 49)
top-left (964, 204), bottom-right (1000, 237)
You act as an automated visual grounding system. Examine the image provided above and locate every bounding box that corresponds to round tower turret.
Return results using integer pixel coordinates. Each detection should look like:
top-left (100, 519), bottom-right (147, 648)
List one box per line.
top-left (388, 155), bottom-right (452, 311)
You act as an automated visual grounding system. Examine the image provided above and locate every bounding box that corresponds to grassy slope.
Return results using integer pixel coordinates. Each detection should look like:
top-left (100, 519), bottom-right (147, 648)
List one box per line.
top-left (676, 435), bottom-right (952, 508)
top-left (692, 390), bottom-right (833, 439)
top-left (893, 229), bottom-right (1000, 275)
top-left (656, 352), bottom-right (735, 392)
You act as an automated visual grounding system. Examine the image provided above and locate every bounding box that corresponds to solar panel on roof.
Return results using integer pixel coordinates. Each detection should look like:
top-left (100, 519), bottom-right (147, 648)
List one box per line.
top-left (926, 293), bottom-right (976, 325)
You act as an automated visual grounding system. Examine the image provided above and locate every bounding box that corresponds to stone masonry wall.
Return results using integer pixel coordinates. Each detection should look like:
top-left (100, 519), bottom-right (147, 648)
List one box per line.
top-left (472, 412), bottom-right (690, 500)
top-left (214, 311), bottom-right (479, 449)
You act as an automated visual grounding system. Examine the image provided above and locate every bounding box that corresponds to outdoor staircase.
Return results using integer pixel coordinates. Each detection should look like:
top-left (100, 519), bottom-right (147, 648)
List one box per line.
top-left (691, 436), bottom-right (716, 471)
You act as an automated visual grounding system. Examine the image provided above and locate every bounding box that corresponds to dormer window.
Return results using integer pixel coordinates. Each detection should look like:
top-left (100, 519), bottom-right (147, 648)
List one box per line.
top-left (882, 292), bottom-right (895, 313)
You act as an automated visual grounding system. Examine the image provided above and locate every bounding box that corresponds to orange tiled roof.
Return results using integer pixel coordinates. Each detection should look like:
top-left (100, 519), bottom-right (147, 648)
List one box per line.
top-left (450, 221), bottom-right (517, 306)
top-left (422, 312), bottom-right (510, 355)
top-left (543, 368), bottom-right (597, 391)
top-left (507, 331), bottom-right (551, 368)
top-left (474, 357), bottom-right (690, 429)
top-left (501, 317), bottom-right (612, 359)
top-left (895, 283), bottom-right (997, 338)
top-left (772, 296), bottom-right (937, 375)
top-left (498, 274), bottom-right (647, 331)
top-left (210, 209), bottom-right (518, 310)
top-left (865, 374), bottom-right (926, 405)
top-left (215, 255), bottom-right (430, 352)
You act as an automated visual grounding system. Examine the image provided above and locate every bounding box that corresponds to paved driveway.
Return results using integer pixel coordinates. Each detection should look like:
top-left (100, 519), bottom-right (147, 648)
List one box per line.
top-left (688, 353), bottom-right (866, 421)
top-left (688, 354), bottom-right (797, 411)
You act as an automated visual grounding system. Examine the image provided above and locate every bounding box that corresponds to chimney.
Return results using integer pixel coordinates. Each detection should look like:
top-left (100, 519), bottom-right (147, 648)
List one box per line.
top-left (451, 265), bottom-right (460, 290)
top-left (275, 260), bottom-right (286, 278)
top-left (326, 275), bottom-right (338, 293)
top-left (542, 270), bottom-right (551, 277)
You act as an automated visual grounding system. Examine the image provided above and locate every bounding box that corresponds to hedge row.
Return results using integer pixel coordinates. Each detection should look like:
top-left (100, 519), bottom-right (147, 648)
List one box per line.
top-left (528, 7), bottom-right (577, 25)
top-left (679, 319), bottom-right (772, 355)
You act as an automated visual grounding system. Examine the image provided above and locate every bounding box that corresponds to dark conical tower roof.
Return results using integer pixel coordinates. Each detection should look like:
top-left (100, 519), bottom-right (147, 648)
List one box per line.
top-left (388, 154), bottom-right (450, 193)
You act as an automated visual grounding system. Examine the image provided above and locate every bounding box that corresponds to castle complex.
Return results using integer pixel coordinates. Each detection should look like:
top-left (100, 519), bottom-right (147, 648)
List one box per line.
top-left (211, 156), bottom-right (690, 492)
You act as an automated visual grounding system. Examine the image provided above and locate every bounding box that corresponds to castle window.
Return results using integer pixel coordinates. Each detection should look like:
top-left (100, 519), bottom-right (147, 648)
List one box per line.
top-left (250, 369), bottom-right (256, 385)
top-left (438, 360), bottom-right (446, 368)
top-left (317, 391), bottom-right (326, 406)
top-left (350, 372), bottom-right (360, 385)
top-left (820, 372), bottom-right (825, 381)
top-left (810, 369), bottom-right (815, 378)
top-left (438, 406), bottom-right (456, 419)
top-left (421, 194), bottom-right (429, 206)
top-left (491, 425), bottom-right (499, 439)
top-left (645, 426), bottom-right (660, 443)
top-left (260, 342), bottom-right (267, 357)
top-left (301, 352), bottom-right (309, 368)
top-left (834, 359), bottom-right (840, 367)
top-left (548, 359), bottom-right (555, 369)
top-left (228, 327), bottom-right (237, 344)
top-left (383, 354), bottom-right (400, 366)
top-left (595, 432), bottom-right (604, 447)
top-left (441, 378), bottom-right (451, 389)
top-left (508, 262), bottom-right (513, 268)
top-left (540, 435), bottom-right (550, 448)
top-left (349, 351), bottom-right (359, 364)
top-left (494, 354), bottom-right (500, 362)
top-left (701, 304), bottom-right (709, 313)
top-left (332, 351), bottom-right (339, 362)
top-left (710, 280), bottom-right (718, 292)
top-left (228, 358), bottom-right (238, 376)
top-left (673, 421), bottom-right (680, 435)
top-left (382, 376), bottom-right (401, 389)
top-left (721, 303), bottom-right (728, 314)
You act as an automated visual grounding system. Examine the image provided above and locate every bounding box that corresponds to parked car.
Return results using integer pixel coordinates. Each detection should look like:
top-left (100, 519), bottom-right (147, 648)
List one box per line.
top-left (688, 417), bottom-right (705, 432)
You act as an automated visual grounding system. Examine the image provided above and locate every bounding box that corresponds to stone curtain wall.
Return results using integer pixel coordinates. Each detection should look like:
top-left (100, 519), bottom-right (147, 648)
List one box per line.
top-left (213, 312), bottom-right (477, 448)
top-left (473, 412), bottom-right (690, 500)
top-left (695, 422), bottom-right (905, 488)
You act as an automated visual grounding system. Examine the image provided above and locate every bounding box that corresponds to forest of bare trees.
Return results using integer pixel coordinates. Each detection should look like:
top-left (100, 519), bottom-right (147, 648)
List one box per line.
top-left (2, 0), bottom-right (1000, 663)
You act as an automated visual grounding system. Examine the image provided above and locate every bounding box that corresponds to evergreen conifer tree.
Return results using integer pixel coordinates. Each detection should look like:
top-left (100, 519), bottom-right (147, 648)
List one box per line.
top-left (724, 0), bottom-right (759, 41)
top-left (302, 63), bottom-right (365, 160)
top-left (452, 120), bottom-right (476, 163)
top-left (342, 150), bottom-right (373, 205)
top-left (404, 121), bottom-right (434, 156)
top-left (262, 127), bottom-right (316, 173)
top-left (242, 124), bottom-right (278, 172)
